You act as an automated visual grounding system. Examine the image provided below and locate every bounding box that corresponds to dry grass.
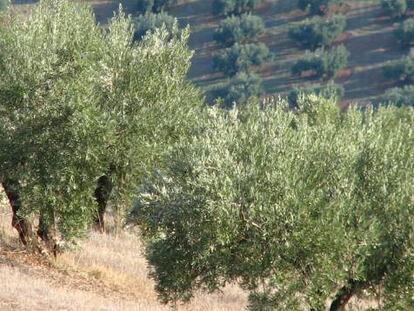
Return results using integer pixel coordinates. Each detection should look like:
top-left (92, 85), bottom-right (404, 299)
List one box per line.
top-left (0, 190), bottom-right (376, 311)
top-left (0, 190), bottom-right (247, 311)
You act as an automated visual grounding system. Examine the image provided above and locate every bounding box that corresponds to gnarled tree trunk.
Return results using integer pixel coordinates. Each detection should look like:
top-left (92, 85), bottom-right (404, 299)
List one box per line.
top-left (93, 174), bottom-right (112, 233)
top-left (2, 179), bottom-right (32, 245)
top-left (330, 279), bottom-right (363, 311)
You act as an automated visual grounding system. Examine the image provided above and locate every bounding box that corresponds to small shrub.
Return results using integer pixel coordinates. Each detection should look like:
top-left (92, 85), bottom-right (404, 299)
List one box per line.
top-left (213, 43), bottom-right (271, 76)
top-left (214, 14), bottom-right (265, 47)
top-left (288, 15), bottom-right (346, 50)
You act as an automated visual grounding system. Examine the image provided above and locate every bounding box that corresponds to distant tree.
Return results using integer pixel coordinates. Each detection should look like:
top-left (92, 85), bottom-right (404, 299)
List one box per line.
top-left (133, 12), bottom-right (177, 40)
top-left (381, 0), bottom-right (408, 18)
top-left (213, 0), bottom-right (262, 16)
top-left (288, 81), bottom-right (344, 108)
top-left (136, 0), bottom-right (176, 13)
top-left (382, 85), bottom-right (414, 106)
top-left (383, 53), bottom-right (414, 82)
top-left (214, 14), bottom-right (264, 47)
top-left (213, 43), bottom-right (271, 76)
top-left (395, 18), bottom-right (414, 47)
top-left (298, 0), bottom-right (343, 15)
top-left (288, 15), bottom-right (346, 50)
top-left (291, 45), bottom-right (349, 78)
top-left (223, 72), bottom-right (263, 106)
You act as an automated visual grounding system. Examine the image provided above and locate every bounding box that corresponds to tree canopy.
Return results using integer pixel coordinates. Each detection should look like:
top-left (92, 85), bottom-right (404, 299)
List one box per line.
top-left (291, 45), bottom-right (349, 78)
top-left (288, 15), bottom-right (346, 50)
top-left (213, 43), bottom-right (271, 76)
top-left (132, 11), bottom-right (178, 41)
top-left (213, 14), bottom-right (264, 47)
top-left (131, 95), bottom-right (414, 310)
top-left (213, 0), bottom-right (262, 16)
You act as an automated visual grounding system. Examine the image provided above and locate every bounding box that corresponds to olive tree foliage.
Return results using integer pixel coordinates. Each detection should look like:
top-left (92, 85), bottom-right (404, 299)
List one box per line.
top-left (395, 17), bottom-right (414, 47)
top-left (0, 0), bottom-right (110, 242)
top-left (298, 0), bottom-right (343, 15)
top-left (213, 43), bottom-right (271, 76)
top-left (288, 81), bottom-right (344, 108)
top-left (381, 0), bottom-right (412, 18)
top-left (382, 85), bottom-right (414, 106)
top-left (130, 95), bottom-right (414, 310)
top-left (212, 0), bottom-right (262, 16)
top-left (132, 12), bottom-right (178, 41)
top-left (213, 14), bottom-right (264, 47)
top-left (291, 45), bottom-right (349, 78)
top-left (0, 0), bottom-right (200, 243)
top-left (288, 15), bottom-right (346, 50)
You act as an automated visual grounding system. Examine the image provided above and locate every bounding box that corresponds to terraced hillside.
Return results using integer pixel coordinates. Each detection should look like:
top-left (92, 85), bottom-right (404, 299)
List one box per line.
top-left (10, 0), bottom-right (407, 105)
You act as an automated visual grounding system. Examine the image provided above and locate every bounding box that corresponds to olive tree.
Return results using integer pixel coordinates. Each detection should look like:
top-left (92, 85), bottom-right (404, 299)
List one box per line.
top-left (213, 43), bottom-right (271, 76)
top-left (213, 14), bottom-right (264, 47)
top-left (288, 15), bottom-right (346, 50)
top-left (298, 0), bottom-right (343, 15)
top-left (0, 0), bottom-right (111, 247)
top-left (136, 0), bottom-right (176, 13)
top-left (213, 0), bottom-right (262, 16)
top-left (383, 52), bottom-right (414, 83)
top-left (381, 0), bottom-right (409, 18)
top-left (287, 81), bottom-right (344, 108)
top-left (132, 12), bottom-right (178, 41)
top-left (131, 95), bottom-right (414, 311)
top-left (382, 85), bottom-right (414, 106)
top-left (291, 45), bottom-right (349, 78)
top-left (223, 72), bottom-right (263, 106)
top-left (0, 0), bottom-right (200, 246)
top-left (395, 18), bottom-right (414, 47)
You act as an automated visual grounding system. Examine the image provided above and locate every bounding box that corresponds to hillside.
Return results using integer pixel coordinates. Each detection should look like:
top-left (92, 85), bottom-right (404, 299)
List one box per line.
top-left (10, 0), bottom-right (403, 106)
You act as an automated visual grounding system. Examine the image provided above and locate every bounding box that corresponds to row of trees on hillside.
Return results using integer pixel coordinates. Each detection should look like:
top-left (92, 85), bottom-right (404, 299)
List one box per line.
top-left (382, 1), bottom-right (414, 106)
top-left (381, 0), bottom-right (414, 19)
top-left (211, 2), bottom-right (269, 106)
top-left (288, 1), bottom-right (348, 107)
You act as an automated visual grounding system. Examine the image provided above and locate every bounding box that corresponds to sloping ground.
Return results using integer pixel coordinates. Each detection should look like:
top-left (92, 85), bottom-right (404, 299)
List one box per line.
top-left (0, 197), bottom-right (247, 311)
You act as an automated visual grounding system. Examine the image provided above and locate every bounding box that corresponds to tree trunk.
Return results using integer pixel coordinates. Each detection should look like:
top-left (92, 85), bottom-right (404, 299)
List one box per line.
top-left (2, 179), bottom-right (32, 245)
top-left (93, 174), bottom-right (112, 233)
top-left (329, 280), bottom-right (363, 311)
